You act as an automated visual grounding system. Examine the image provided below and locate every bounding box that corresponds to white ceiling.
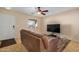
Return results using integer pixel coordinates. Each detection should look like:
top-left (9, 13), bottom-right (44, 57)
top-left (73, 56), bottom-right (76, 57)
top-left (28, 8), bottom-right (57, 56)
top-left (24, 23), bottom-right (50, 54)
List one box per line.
top-left (11, 7), bottom-right (76, 17)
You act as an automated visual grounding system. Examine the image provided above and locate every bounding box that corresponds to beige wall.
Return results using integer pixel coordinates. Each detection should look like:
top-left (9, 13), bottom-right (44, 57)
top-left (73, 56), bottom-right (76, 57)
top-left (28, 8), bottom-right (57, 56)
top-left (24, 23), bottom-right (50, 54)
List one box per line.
top-left (43, 8), bottom-right (79, 41)
top-left (0, 8), bottom-right (43, 39)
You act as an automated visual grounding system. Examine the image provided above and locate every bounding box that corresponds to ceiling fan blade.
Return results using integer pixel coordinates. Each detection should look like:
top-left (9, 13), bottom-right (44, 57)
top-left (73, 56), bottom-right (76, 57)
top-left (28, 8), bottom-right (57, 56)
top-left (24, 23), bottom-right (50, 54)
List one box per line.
top-left (42, 10), bottom-right (48, 12)
top-left (41, 12), bottom-right (46, 15)
top-left (38, 7), bottom-right (41, 11)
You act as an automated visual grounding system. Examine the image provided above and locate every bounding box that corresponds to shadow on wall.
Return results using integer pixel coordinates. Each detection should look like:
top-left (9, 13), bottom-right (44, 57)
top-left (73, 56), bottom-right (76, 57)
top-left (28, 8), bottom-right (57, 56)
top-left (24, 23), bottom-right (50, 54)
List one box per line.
top-left (61, 24), bottom-right (73, 38)
top-left (73, 31), bottom-right (79, 42)
top-left (61, 24), bottom-right (79, 42)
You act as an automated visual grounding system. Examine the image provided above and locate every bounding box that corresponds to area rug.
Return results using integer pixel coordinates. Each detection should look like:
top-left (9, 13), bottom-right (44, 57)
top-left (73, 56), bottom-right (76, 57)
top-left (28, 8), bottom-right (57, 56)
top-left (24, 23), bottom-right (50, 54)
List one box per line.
top-left (57, 38), bottom-right (71, 52)
top-left (0, 38), bottom-right (16, 48)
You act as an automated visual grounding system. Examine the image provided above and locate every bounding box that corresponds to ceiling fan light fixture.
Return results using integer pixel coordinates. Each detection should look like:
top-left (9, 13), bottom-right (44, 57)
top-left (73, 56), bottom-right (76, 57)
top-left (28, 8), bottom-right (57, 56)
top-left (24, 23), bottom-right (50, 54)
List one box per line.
top-left (37, 7), bottom-right (48, 15)
top-left (37, 12), bottom-right (41, 14)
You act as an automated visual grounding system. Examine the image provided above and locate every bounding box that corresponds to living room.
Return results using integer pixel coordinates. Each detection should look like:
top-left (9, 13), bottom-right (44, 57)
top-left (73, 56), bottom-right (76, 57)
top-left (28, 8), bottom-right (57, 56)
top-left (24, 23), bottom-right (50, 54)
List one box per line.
top-left (0, 7), bottom-right (79, 52)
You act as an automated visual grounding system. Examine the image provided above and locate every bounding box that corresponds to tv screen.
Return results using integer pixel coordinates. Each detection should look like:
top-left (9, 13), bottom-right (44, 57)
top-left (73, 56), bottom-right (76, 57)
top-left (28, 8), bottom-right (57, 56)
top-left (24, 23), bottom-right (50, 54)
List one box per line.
top-left (47, 24), bottom-right (60, 33)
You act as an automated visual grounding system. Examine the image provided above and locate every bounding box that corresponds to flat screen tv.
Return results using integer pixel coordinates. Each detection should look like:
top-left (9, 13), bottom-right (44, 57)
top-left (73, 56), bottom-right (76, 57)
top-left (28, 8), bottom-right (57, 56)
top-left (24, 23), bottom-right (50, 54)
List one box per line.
top-left (47, 24), bottom-right (60, 33)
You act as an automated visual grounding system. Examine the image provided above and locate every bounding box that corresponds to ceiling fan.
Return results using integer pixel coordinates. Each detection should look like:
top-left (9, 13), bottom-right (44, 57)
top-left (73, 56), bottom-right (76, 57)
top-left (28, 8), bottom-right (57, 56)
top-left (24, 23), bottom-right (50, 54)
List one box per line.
top-left (37, 7), bottom-right (48, 15)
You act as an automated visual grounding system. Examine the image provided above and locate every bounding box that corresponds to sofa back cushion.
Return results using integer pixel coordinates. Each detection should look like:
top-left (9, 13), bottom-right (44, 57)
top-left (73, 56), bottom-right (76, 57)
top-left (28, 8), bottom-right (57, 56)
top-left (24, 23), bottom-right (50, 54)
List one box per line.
top-left (21, 29), bottom-right (43, 38)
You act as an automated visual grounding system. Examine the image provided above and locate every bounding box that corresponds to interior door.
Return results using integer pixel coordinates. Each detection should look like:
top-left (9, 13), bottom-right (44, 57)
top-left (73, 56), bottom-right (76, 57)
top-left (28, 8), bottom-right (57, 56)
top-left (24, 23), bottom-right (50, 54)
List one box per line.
top-left (0, 13), bottom-right (15, 40)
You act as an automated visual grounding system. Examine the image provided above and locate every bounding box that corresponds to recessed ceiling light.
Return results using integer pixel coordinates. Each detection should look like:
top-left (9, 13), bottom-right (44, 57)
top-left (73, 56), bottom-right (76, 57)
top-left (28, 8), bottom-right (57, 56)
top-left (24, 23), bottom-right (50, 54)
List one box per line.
top-left (5, 7), bottom-right (11, 10)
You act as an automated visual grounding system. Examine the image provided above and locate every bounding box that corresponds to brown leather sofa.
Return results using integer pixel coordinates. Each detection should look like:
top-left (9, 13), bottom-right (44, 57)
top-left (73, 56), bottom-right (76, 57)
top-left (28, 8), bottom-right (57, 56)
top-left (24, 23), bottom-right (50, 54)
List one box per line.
top-left (20, 29), bottom-right (59, 52)
top-left (20, 29), bottom-right (70, 52)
